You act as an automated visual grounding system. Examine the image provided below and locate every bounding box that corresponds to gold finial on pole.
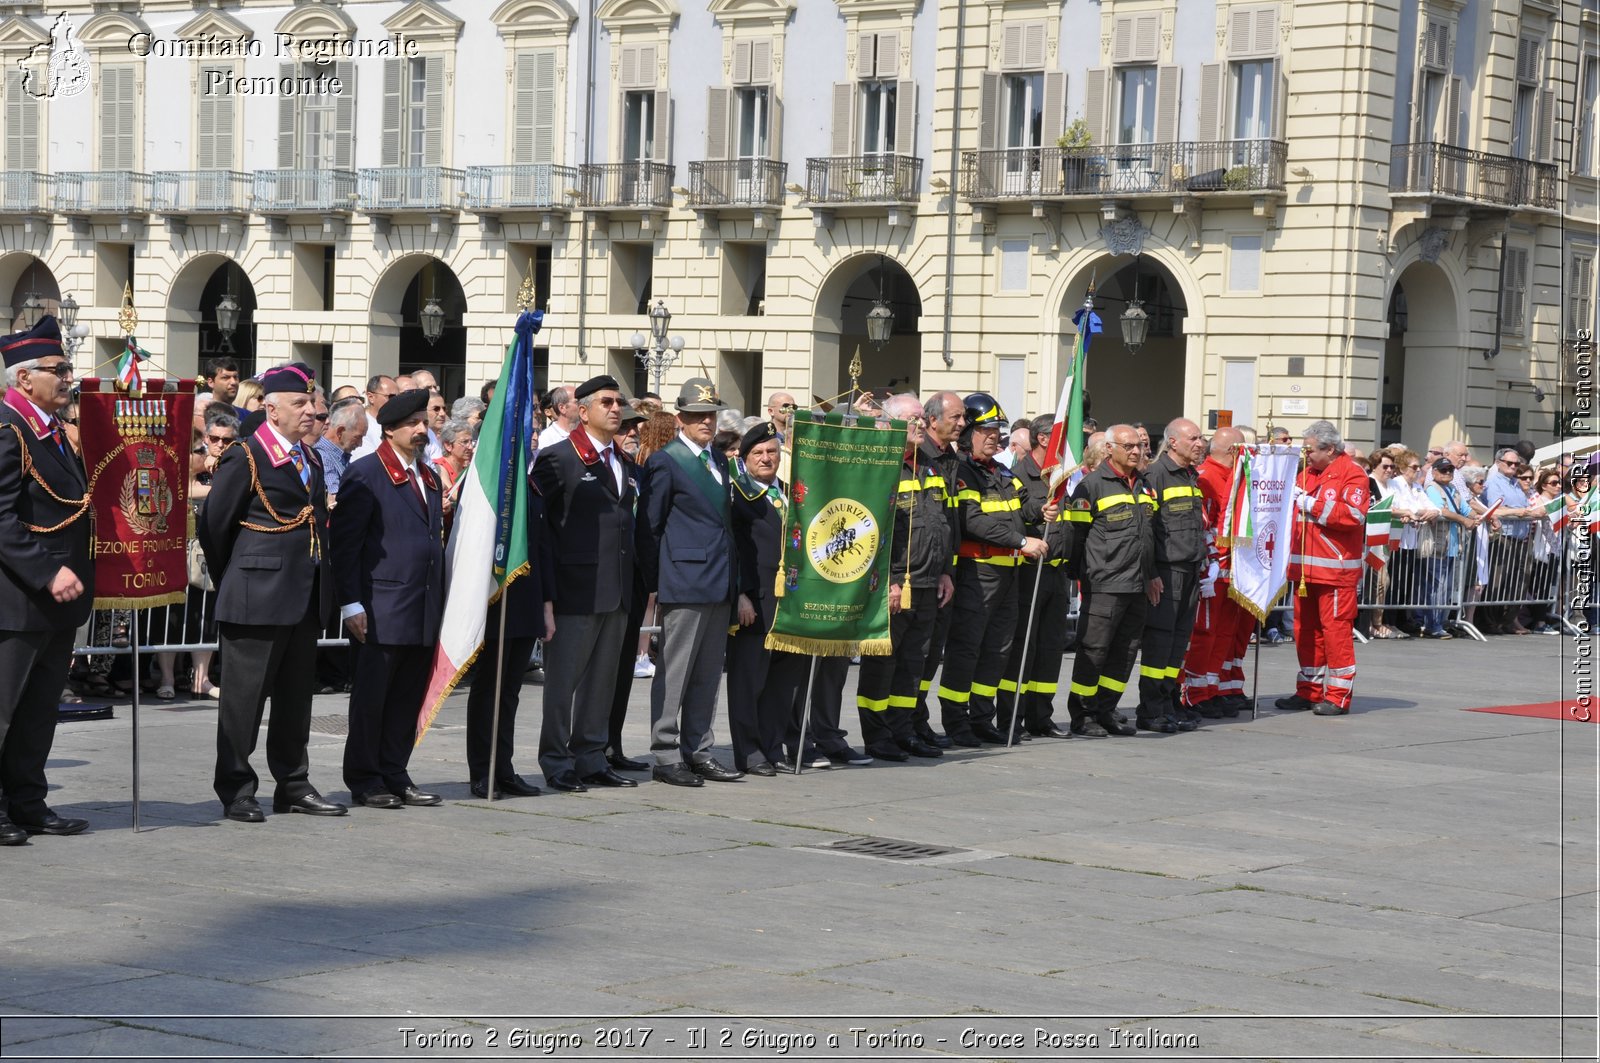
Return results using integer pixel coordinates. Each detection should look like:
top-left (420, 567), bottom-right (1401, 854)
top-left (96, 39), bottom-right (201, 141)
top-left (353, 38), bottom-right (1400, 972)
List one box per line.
top-left (848, 344), bottom-right (863, 396)
top-left (515, 275), bottom-right (537, 313)
top-left (118, 281), bottom-right (138, 336)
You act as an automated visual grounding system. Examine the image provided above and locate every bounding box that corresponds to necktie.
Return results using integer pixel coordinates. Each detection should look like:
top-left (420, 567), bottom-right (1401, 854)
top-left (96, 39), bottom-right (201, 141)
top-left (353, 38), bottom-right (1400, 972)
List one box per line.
top-left (699, 449), bottom-right (716, 482)
top-left (289, 446), bottom-right (309, 487)
top-left (407, 467), bottom-right (425, 508)
top-left (767, 485), bottom-right (782, 504)
top-left (47, 420), bottom-right (65, 454)
top-left (600, 446), bottom-right (616, 489)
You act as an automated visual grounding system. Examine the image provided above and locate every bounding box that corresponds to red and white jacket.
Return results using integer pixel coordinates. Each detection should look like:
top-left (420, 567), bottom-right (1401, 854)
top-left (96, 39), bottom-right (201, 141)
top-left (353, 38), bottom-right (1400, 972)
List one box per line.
top-left (1288, 452), bottom-right (1369, 588)
top-left (1196, 456), bottom-right (1234, 580)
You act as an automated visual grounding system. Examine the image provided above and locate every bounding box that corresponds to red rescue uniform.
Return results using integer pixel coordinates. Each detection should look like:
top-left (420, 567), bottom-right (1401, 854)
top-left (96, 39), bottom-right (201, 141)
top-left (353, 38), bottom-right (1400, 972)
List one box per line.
top-left (1287, 452), bottom-right (1369, 710)
top-left (1181, 456), bottom-right (1256, 708)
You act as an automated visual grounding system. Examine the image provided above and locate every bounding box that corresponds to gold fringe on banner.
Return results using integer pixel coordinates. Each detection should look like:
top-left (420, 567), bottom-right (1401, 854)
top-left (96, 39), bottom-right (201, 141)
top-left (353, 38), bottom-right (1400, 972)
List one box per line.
top-left (763, 634), bottom-right (895, 657)
top-left (1227, 580), bottom-right (1287, 625)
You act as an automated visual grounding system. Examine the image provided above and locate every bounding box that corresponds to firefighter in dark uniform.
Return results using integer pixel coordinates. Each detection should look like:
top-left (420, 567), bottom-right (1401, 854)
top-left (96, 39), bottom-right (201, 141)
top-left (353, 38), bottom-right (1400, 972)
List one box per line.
top-left (1064, 423), bottom-right (1156, 738)
top-left (996, 415), bottom-right (1075, 740)
top-left (912, 391), bottom-right (965, 749)
top-left (855, 394), bottom-right (953, 761)
top-left (1135, 418), bottom-right (1209, 732)
top-left (936, 394), bottom-right (1049, 746)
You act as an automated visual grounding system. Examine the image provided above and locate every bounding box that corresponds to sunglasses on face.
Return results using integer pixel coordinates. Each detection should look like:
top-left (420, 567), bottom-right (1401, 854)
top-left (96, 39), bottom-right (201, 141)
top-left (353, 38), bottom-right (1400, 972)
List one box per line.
top-left (206, 434), bottom-right (235, 444)
top-left (28, 363), bottom-right (74, 379)
top-left (776, 403), bottom-right (797, 413)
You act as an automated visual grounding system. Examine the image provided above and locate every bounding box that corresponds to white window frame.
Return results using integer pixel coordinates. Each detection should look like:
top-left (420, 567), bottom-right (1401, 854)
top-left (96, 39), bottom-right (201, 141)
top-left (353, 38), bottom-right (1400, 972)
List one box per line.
top-left (1231, 59), bottom-right (1275, 141)
top-left (1569, 250), bottom-right (1595, 340)
top-left (1579, 54), bottom-right (1599, 175)
top-left (860, 79), bottom-right (897, 156)
top-left (622, 89), bottom-right (657, 162)
top-left (1500, 243), bottom-right (1529, 338)
top-left (1115, 64), bottom-right (1157, 146)
top-left (734, 85), bottom-right (769, 159)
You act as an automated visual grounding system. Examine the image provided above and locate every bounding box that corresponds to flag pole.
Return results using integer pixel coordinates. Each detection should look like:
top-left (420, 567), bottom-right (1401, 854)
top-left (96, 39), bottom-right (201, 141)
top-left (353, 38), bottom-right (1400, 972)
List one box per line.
top-left (791, 655), bottom-right (821, 774)
top-left (485, 591), bottom-right (509, 802)
top-left (1005, 560), bottom-right (1047, 748)
top-left (130, 617), bottom-right (142, 831)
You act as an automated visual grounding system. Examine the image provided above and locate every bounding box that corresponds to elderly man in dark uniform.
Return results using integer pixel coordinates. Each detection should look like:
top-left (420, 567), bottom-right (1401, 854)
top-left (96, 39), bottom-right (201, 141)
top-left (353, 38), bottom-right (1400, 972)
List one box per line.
top-left (202, 363), bottom-right (346, 822)
top-left (640, 378), bottom-right (743, 787)
top-left (602, 402), bottom-right (652, 774)
top-left (532, 374), bottom-right (639, 792)
top-left (912, 391), bottom-right (966, 749)
top-left (332, 388), bottom-right (446, 809)
top-left (1134, 417), bottom-right (1207, 734)
top-left (726, 422), bottom-right (788, 776)
top-left (0, 316), bottom-right (93, 843)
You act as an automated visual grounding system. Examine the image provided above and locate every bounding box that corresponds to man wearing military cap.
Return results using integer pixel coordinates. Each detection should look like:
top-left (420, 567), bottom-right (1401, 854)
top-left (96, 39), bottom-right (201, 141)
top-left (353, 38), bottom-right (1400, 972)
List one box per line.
top-left (532, 374), bottom-right (640, 792)
top-left (0, 315), bottom-right (93, 843)
top-left (202, 362), bottom-right (347, 822)
top-left (726, 420), bottom-right (789, 775)
top-left (331, 389), bottom-right (446, 809)
top-left (639, 378), bottom-right (743, 786)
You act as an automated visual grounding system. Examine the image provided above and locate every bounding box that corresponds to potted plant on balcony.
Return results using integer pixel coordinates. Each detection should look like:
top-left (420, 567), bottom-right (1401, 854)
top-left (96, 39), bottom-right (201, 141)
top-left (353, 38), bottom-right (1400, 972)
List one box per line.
top-left (1223, 164), bottom-right (1257, 191)
top-left (1056, 118), bottom-right (1094, 192)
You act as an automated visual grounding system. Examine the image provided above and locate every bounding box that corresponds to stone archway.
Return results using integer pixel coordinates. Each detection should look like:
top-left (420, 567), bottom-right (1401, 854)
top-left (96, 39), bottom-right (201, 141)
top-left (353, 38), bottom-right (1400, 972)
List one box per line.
top-left (1385, 259), bottom-right (1464, 448)
top-left (369, 254), bottom-right (468, 399)
top-left (1056, 255), bottom-right (1190, 430)
top-left (810, 252), bottom-right (923, 404)
top-left (0, 253), bottom-right (61, 333)
top-left (165, 254), bottom-right (258, 379)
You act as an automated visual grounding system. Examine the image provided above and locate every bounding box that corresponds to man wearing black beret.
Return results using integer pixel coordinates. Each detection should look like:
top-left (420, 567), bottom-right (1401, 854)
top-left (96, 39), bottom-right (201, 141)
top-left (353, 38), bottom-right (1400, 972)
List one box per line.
top-left (202, 362), bottom-right (346, 822)
top-left (331, 389), bottom-right (446, 809)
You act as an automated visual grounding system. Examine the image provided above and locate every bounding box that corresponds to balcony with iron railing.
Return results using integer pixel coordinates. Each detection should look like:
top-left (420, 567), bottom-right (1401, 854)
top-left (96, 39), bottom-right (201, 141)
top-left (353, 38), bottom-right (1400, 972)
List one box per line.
top-left (463, 164), bottom-right (579, 211)
top-left (1389, 143), bottom-right (1557, 210)
top-left (252, 168), bottom-right (360, 213)
top-left (151, 170), bottom-right (253, 214)
top-left (962, 140), bottom-right (1286, 200)
top-left (359, 166), bottom-right (468, 213)
top-left (0, 171), bottom-right (53, 214)
top-left (687, 158), bottom-right (787, 208)
top-left (54, 171), bottom-right (154, 213)
top-left (804, 154), bottom-right (922, 203)
top-left (578, 161), bottom-right (675, 211)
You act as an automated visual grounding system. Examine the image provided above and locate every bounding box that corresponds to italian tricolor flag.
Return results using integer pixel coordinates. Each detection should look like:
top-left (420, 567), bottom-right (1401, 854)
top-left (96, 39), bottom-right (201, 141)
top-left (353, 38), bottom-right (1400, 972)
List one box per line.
top-left (415, 309), bottom-right (543, 744)
top-left (1542, 493), bottom-right (1570, 534)
top-left (1041, 296), bottom-right (1100, 501)
top-left (1364, 493), bottom-right (1398, 569)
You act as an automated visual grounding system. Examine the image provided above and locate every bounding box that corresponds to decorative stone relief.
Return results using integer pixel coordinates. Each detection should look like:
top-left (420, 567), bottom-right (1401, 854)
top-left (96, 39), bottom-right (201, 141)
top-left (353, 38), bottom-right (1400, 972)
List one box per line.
top-left (1417, 226), bottom-right (1450, 263)
top-left (1101, 216), bottom-right (1147, 257)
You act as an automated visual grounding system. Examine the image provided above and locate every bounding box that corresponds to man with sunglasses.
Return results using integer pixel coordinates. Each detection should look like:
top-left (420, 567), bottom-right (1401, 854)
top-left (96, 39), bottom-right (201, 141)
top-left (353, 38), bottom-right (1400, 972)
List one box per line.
top-left (1480, 448), bottom-right (1540, 634)
top-left (0, 316), bottom-right (93, 843)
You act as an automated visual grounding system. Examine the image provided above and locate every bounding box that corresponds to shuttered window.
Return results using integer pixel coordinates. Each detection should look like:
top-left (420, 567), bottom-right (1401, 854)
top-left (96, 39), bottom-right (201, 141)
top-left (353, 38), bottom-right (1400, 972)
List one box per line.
top-left (1111, 15), bottom-right (1160, 64)
top-left (98, 64), bottom-right (135, 170)
top-left (513, 49), bottom-right (558, 165)
top-left (1500, 244), bottom-right (1528, 336)
top-left (1000, 21), bottom-right (1046, 72)
top-left (279, 62), bottom-right (355, 169)
top-left (732, 37), bottom-right (773, 85)
top-left (196, 65), bottom-right (234, 169)
top-left (1569, 253), bottom-right (1594, 339)
top-left (4, 65), bottom-right (40, 172)
top-left (382, 55), bottom-right (444, 167)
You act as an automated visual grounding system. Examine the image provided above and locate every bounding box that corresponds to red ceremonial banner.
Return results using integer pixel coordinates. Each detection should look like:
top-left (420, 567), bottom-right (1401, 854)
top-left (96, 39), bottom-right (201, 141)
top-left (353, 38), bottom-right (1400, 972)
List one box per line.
top-left (77, 377), bottom-right (195, 609)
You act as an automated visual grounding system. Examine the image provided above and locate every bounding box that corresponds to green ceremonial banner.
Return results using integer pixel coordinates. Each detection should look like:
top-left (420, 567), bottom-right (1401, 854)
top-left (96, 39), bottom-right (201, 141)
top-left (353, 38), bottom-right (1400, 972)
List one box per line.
top-left (765, 411), bottom-right (905, 657)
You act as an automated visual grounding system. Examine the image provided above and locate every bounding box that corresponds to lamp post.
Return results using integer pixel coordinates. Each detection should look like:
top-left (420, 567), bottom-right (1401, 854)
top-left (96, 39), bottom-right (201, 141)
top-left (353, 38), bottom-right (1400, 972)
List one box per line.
top-left (865, 255), bottom-right (894, 352)
top-left (215, 290), bottom-right (240, 353)
top-left (57, 294), bottom-right (88, 356)
top-left (20, 291), bottom-right (44, 329)
top-left (631, 297), bottom-right (685, 396)
top-left (1119, 297), bottom-right (1149, 355)
top-left (420, 296), bottom-right (445, 346)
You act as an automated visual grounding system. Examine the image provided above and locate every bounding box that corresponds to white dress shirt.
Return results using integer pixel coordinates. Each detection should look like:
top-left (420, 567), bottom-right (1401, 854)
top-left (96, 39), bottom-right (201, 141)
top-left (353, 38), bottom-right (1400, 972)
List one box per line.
top-left (585, 430), bottom-right (623, 492)
top-left (678, 431), bottom-right (723, 484)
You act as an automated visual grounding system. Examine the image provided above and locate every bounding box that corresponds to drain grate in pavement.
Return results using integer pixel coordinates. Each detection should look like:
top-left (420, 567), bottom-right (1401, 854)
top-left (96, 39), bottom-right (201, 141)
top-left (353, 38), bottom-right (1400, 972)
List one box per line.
top-left (807, 836), bottom-right (969, 861)
top-left (308, 715), bottom-right (349, 736)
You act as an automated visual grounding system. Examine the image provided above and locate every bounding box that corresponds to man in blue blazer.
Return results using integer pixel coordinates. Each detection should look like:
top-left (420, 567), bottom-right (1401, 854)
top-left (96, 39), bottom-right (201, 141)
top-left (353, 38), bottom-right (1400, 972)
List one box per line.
top-left (639, 378), bottom-right (743, 786)
top-left (331, 389), bottom-right (446, 809)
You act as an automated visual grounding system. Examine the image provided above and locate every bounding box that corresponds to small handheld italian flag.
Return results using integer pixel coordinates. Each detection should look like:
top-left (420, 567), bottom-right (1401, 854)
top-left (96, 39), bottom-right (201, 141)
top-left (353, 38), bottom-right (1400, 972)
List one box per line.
top-left (1541, 493), bottom-right (1570, 535)
top-left (1364, 493), bottom-right (1398, 569)
top-left (116, 335), bottom-right (144, 392)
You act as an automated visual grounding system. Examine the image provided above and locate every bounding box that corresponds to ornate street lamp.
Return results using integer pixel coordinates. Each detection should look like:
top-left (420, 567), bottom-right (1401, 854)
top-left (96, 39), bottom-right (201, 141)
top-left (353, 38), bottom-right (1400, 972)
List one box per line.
top-left (20, 291), bottom-right (44, 329)
top-left (865, 255), bottom-right (894, 351)
top-left (420, 295), bottom-right (445, 346)
top-left (215, 290), bottom-right (240, 353)
top-left (633, 298), bottom-right (686, 395)
top-left (1119, 297), bottom-right (1150, 355)
top-left (57, 293), bottom-right (78, 331)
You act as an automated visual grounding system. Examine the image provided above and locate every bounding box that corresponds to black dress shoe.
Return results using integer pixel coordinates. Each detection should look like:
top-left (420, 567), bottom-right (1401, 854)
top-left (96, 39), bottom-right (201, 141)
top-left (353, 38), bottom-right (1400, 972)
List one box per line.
top-left (223, 798), bottom-right (264, 823)
top-left (947, 730), bottom-right (983, 747)
top-left (865, 744), bottom-right (910, 762)
top-left (897, 737), bottom-right (944, 758)
top-left (1070, 717), bottom-right (1110, 738)
top-left (581, 768), bottom-right (639, 788)
top-left (355, 791), bottom-right (403, 809)
top-left (11, 809), bottom-right (89, 835)
top-left (1137, 715), bottom-right (1178, 734)
top-left (272, 792), bottom-right (348, 816)
top-left (401, 787), bottom-right (443, 806)
top-left (690, 757), bottom-right (744, 782)
top-left (915, 725), bottom-right (952, 749)
top-left (1027, 722), bottom-right (1073, 739)
top-left (0, 813), bottom-right (27, 845)
top-left (545, 770), bottom-right (588, 793)
top-left (1274, 694), bottom-right (1317, 712)
top-left (470, 778), bottom-right (501, 799)
top-left (1173, 715), bottom-right (1198, 732)
top-left (498, 773), bottom-right (542, 797)
top-left (1313, 702), bottom-right (1349, 716)
top-left (745, 761), bottom-right (778, 777)
top-left (652, 763), bottom-right (704, 787)
top-left (970, 721), bottom-right (1007, 744)
top-left (607, 752), bottom-right (651, 772)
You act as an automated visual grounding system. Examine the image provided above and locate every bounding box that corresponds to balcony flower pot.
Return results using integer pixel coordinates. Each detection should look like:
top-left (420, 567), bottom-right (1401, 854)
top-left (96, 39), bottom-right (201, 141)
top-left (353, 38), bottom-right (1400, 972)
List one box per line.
top-left (1056, 119), bottom-right (1093, 192)
top-left (1223, 165), bottom-right (1257, 191)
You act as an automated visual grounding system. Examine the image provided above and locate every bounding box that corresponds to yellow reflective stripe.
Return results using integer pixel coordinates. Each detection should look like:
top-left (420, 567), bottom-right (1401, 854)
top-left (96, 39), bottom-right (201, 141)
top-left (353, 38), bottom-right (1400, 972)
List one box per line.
top-left (1099, 676), bottom-right (1127, 693)
top-left (919, 679), bottom-right (932, 692)
top-left (1138, 495), bottom-right (1157, 507)
top-left (897, 479), bottom-right (920, 492)
top-left (887, 695), bottom-right (918, 708)
top-left (1031, 681), bottom-right (1059, 695)
top-left (1069, 681), bottom-right (1099, 697)
top-left (856, 696), bottom-right (890, 712)
top-left (974, 555), bottom-right (1024, 566)
top-left (950, 554), bottom-right (959, 565)
top-left (1063, 510), bottom-right (1092, 523)
top-left (924, 475), bottom-right (946, 490)
top-left (1161, 485), bottom-right (1202, 501)
top-left (936, 685), bottom-right (971, 703)
top-left (978, 497), bottom-right (1022, 513)
top-left (971, 681), bottom-right (998, 697)
top-left (998, 679), bottom-right (1020, 693)
top-left (1097, 493), bottom-right (1134, 511)
top-left (1011, 477), bottom-right (1023, 490)
top-left (1139, 665), bottom-right (1166, 680)
top-left (1165, 666), bottom-right (1182, 679)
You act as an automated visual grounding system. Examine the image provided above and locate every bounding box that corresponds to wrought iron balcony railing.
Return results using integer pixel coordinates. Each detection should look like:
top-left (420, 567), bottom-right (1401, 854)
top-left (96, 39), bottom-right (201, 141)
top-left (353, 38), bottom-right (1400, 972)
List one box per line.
top-left (962, 139), bottom-right (1286, 200)
top-left (359, 166), bottom-right (467, 212)
top-left (463, 164), bottom-right (579, 211)
top-left (0, 171), bottom-right (52, 213)
top-left (804, 154), bottom-right (922, 202)
top-left (252, 168), bottom-right (359, 213)
top-left (151, 170), bottom-right (253, 214)
top-left (687, 158), bottom-right (787, 208)
top-left (578, 161), bottom-right (675, 209)
top-left (54, 171), bottom-right (153, 213)
top-left (1389, 142), bottom-right (1557, 209)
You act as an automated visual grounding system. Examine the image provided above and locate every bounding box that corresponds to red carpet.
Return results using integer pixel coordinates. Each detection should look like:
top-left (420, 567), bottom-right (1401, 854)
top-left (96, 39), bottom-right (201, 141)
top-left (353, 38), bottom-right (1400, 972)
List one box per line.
top-left (1465, 701), bottom-right (1600, 724)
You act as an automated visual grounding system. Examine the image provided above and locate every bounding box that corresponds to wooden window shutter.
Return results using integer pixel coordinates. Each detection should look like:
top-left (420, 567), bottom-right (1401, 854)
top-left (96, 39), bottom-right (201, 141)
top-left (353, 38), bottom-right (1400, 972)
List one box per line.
top-left (1445, 75), bottom-right (1463, 145)
top-left (1134, 14), bottom-right (1160, 62)
top-left (423, 55), bottom-right (444, 166)
top-left (1197, 62), bottom-right (1224, 141)
top-left (198, 66), bottom-right (233, 169)
top-left (856, 33), bottom-right (877, 79)
top-left (1024, 22), bottom-right (1046, 70)
top-left (767, 94), bottom-right (782, 157)
top-left (1517, 37), bottom-right (1540, 84)
top-left (381, 58), bottom-right (403, 167)
top-left (1084, 67), bottom-right (1109, 147)
top-left (100, 66), bottom-right (133, 170)
top-left (876, 30), bottom-right (899, 78)
top-left (1569, 255), bottom-right (1593, 335)
top-left (1536, 87), bottom-right (1556, 162)
top-left (1154, 66), bottom-right (1181, 143)
top-left (532, 49), bottom-right (556, 164)
top-left (1112, 18), bottom-right (1134, 64)
top-left (706, 85), bottom-right (730, 159)
top-left (651, 88), bottom-right (670, 162)
top-left (1228, 9), bottom-right (1253, 58)
top-left (751, 38), bottom-right (772, 85)
top-left (977, 70), bottom-right (1001, 151)
top-left (637, 44), bottom-right (658, 89)
top-left (5, 70), bottom-right (40, 171)
top-left (513, 52), bottom-right (536, 164)
top-left (894, 78), bottom-right (916, 155)
top-left (1274, 63), bottom-right (1289, 141)
top-left (278, 64), bottom-right (297, 166)
top-left (619, 45), bottom-right (639, 89)
top-left (733, 39), bottom-right (752, 85)
top-left (1001, 24), bottom-right (1023, 71)
top-left (1501, 246), bottom-right (1528, 334)
top-left (1042, 70), bottom-right (1066, 145)
top-left (1253, 7), bottom-right (1278, 56)
top-left (831, 82), bottom-right (854, 154)
top-left (333, 62), bottom-right (356, 170)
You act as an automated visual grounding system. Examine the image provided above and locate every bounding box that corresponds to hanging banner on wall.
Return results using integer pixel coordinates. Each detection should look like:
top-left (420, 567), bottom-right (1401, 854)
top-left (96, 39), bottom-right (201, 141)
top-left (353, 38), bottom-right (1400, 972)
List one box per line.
top-left (77, 377), bottom-right (195, 608)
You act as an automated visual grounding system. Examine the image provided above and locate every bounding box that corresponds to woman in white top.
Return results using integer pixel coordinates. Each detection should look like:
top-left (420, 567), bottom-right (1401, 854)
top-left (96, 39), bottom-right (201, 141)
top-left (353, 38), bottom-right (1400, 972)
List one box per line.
top-left (1384, 449), bottom-right (1440, 635)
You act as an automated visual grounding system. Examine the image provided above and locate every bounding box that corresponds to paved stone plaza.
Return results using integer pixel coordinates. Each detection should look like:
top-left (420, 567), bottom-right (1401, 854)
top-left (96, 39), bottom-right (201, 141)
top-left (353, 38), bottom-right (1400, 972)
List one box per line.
top-left (1, 637), bottom-right (1595, 1061)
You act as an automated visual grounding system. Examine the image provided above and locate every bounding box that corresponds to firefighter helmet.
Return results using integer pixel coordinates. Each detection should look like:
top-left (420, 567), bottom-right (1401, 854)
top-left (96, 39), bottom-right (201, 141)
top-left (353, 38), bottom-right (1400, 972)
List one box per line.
top-left (962, 392), bottom-right (1007, 430)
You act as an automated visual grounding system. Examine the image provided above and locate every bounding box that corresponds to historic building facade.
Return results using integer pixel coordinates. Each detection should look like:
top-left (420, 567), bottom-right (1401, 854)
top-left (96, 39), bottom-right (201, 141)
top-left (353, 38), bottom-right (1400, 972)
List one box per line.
top-left (0, 0), bottom-right (1588, 449)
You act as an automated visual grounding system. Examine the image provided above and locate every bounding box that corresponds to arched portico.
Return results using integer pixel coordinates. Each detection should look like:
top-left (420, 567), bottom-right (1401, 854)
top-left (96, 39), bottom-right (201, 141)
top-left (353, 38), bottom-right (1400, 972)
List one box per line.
top-left (1384, 257), bottom-right (1466, 449)
top-left (369, 254), bottom-right (468, 397)
top-left (810, 252), bottom-right (922, 402)
top-left (164, 254), bottom-right (258, 380)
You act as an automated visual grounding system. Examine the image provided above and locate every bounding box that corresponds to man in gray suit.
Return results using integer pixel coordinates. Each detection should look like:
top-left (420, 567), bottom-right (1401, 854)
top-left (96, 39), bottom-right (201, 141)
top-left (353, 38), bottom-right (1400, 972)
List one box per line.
top-left (639, 378), bottom-right (743, 787)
